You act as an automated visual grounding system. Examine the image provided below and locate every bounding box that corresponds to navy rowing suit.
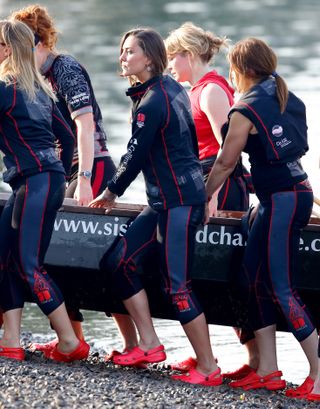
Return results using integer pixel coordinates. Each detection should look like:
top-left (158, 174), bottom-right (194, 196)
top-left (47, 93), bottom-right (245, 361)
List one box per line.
top-left (41, 53), bottom-right (116, 198)
top-left (41, 53), bottom-right (117, 322)
top-left (0, 81), bottom-right (75, 316)
top-left (102, 75), bottom-right (206, 324)
top-left (232, 78), bottom-right (314, 341)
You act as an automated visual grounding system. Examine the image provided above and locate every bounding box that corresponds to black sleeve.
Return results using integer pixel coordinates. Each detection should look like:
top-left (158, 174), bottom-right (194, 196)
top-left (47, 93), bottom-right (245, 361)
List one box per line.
top-left (52, 102), bottom-right (76, 177)
top-left (53, 55), bottom-right (93, 118)
top-left (108, 102), bottom-right (163, 196)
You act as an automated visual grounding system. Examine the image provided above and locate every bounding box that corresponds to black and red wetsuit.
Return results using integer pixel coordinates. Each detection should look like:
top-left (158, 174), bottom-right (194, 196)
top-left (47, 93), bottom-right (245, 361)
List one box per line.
top-left (0, 81), bottom-right (75, 315)
top-left (233, 78), bottom-right (314, 342)
top-left (104, 75), bottom-right (206, 324)
top-left (41, 53), bottom-right (116, 197)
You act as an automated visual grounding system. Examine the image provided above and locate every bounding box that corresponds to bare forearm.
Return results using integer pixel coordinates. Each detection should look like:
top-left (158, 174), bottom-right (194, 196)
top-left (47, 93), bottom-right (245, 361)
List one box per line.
top-left (77, 128), bottom-right (94, 172)
top-left (206, 159), bottom-right (234, 198)
top-left (74, 112), bottom-right (95, 173)
top-left (205, 111), bottom-right (251, 199)
top-left (73, 113), bottom-right (95, 205)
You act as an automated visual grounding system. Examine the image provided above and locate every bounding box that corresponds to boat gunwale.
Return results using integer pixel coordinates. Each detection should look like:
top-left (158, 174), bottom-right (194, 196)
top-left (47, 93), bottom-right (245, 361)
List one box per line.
top-left (0, 192), bottom-right (319, 229)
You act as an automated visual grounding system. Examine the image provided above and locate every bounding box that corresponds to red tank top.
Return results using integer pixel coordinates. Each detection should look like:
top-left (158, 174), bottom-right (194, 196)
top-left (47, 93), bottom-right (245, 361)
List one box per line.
top-left (190, 71), bottom-right (234, 160)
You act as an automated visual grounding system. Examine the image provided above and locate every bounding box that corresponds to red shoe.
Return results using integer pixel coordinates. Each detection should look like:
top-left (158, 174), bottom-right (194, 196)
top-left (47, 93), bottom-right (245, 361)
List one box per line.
top-left (29, 339), bottom-right (58, 353)
top-left (105, 349), bottom-right (147, 369)
top-left (170, 357), bottom-right (197, 372)
top-left (172, 367), bottom-right (223, 386)
top-left (0, 345), bottom-right (25, 361)
top-left (104, 349), bottom-right (122, 362)
top-left (285, 376), bottom-right (314, 399)
top-left (308, 393), bottom-right (320, 401)
top-left (113, 344), bottom-right (166, 366)
top-left (223, 364), bottom-right (255, 380)
top-left (45, 340), bottom-right (90, 363)
top-left (230, 370), bottom-right (286, 391)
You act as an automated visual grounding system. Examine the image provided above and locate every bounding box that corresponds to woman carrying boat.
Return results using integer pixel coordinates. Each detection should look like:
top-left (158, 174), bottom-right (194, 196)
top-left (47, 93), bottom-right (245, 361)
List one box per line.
top-left (205, 37), bottom-right (318, 398)
top-left (89, 27), bottom-right (222, 386)
top-left (165, 22), bottom-right (257, 380)
top-left (165, 22), bottom-right (253, 210)
top-left (0, 19), bottom-right (89, 362)
top-left (11, 4), bottom-right (138, 355)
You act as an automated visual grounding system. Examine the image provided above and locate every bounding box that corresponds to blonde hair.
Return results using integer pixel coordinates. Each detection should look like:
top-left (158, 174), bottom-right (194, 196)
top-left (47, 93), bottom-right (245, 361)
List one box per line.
top-left (9, 4), bottom-right (58, 51)
top-left (228, 37), bottom-right (288, 113)
top-left (0, 19), bottom-right (56, 101)
top-left (165, 22), bottom-right (229, 63)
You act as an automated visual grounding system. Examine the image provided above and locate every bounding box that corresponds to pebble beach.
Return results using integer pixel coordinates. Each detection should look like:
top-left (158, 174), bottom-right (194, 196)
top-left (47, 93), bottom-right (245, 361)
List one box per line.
top-left (0, 334), bottom-right (317, 409)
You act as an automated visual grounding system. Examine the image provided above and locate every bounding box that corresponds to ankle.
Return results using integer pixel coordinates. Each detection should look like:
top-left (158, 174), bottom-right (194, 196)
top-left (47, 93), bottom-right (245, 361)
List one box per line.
top-left (313, 381), bottom-right (320, 394)
top-left (196, 360), bottom-right (219, 376)
top-left (57, 338), bottom-right (79, 353)
top-left (138, 339), bottom-right (161, 351)
top-left (70, 322), bottom-right (84, 340)
top-left (256, 367), bottom-right (279, 377)
top-left (74, 332), bottom-right (84, 341)
top-left (309, 372), bottom-right (317, 380)
top-left (248, 358), bottom-right (259, 369)
top-left (0, 337), bottom-right (21, 348)
top-left (123, 342), bottom-right (138, 351)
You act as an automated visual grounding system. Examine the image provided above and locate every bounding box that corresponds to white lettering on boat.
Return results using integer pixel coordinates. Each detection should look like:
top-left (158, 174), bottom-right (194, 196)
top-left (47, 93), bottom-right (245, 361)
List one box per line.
top-left (195, 225), bottom-right (245, 246)
top-left (54, 219), bottom-right (100, 234)
top-left (53, 216), bottom-right (318, 253)
top-left (299, 237), bottom-right (320, 252)
top-left (54, 217), bottom-right (129, 237)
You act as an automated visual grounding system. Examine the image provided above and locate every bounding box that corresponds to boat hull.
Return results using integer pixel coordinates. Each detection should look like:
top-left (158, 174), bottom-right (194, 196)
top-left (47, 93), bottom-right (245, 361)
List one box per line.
top-left (1, 193), bottom-right (319, 330)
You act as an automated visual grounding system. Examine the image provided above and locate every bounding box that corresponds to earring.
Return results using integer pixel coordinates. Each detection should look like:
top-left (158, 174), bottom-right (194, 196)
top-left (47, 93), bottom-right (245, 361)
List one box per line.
top-left (146, 66), bottom-right (152, 72)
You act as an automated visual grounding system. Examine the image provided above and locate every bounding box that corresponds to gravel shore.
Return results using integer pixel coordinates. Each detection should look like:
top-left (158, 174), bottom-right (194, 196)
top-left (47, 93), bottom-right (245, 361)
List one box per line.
top-left (0, 333), bottom-right (317, 409)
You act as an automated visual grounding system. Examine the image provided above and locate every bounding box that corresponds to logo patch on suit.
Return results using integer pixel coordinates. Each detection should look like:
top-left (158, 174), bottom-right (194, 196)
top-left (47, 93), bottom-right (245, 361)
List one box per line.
top-left (173, 294), bottom-right (191, 312)
top-left (136, 113), bottom-right (146, 128)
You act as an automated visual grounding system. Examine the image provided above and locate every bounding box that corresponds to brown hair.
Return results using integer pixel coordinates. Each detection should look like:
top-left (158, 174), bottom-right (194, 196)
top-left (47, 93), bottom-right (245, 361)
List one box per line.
top-left (9, 4), bottom-right (58, 51)
top-left (120, 28), bottom-right (167, 86)
top-left (165, 22), bottom-right (229, 64)
top-left (228, 37), bottom-right (288, 112)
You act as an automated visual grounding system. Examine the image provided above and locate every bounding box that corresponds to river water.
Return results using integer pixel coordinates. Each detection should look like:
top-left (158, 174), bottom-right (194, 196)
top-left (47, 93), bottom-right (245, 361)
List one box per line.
top-left (1, 0), bottom-right (320, 385)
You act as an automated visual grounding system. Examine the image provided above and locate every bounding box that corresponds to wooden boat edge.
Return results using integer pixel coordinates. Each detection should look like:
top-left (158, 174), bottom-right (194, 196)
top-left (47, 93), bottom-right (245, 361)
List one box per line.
top-left (0, 192), bottom-right (318, 229)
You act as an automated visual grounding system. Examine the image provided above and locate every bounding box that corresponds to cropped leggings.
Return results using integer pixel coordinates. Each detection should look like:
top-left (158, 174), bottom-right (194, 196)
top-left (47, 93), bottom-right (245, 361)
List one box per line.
top-left (103, 205), bottom-right (204, 325)
top-left (240, 181), bottom-right (315, 342)
top-left (0, 172), bottom-right (65, 316)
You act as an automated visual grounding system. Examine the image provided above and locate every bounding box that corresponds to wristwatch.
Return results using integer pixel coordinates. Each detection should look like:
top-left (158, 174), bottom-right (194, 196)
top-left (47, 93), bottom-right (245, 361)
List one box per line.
top-left (78, 170), bottom-right (92, 179)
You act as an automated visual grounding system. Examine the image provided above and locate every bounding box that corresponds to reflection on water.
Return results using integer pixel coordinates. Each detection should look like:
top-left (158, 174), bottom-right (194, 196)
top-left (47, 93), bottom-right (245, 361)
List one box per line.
top-left (1, 0), bottom-right (319, 385)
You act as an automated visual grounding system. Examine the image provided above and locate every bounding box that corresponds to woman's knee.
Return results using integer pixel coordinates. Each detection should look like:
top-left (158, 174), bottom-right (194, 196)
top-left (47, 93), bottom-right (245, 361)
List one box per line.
top-left (164, 289), bottom-right (203, 324)
top-left (100, 239), bottom-right (144, 300)
top-left (99, 238), bottom-right (126, 274)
